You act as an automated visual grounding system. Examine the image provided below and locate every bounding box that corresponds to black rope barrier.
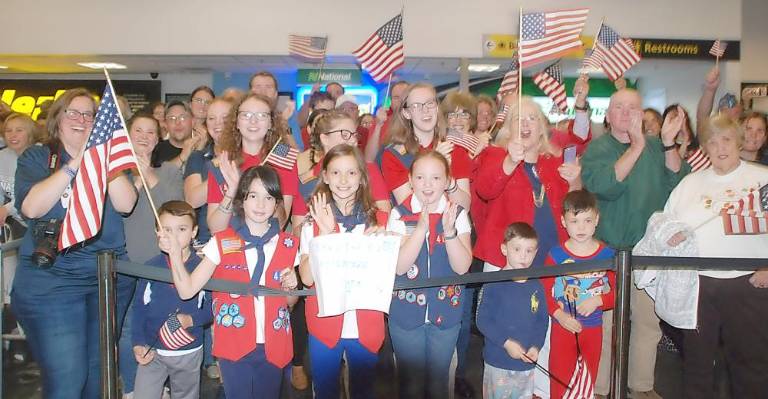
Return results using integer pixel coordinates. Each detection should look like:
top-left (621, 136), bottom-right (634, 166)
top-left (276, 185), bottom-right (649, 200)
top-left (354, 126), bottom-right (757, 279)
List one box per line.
top-left (115, 254), bottom-right (765, 297)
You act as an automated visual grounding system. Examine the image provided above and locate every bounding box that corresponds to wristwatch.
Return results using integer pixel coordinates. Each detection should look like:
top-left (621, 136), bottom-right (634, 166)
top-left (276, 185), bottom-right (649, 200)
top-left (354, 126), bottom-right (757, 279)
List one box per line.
top-left (574, 102), bottom-right (590, 112)
top-left (663, 143), bottom-right (678, 152)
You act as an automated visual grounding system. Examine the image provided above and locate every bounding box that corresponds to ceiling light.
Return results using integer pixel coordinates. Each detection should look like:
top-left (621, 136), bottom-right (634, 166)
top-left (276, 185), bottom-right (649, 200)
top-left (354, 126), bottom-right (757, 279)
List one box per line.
top-left (466, 64), bottom-right (501, 73)
top-left (0, 65), bottom-right (8, 69)
top-left (77, 62), bottom-right (127, 70)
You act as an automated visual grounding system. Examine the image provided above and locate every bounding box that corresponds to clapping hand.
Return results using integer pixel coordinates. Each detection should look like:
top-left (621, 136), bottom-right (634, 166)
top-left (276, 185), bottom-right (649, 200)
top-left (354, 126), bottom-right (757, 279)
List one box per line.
top-left (661, 105), bottom-right (686, 147)
top-left (219, 151), bottom-right (241, 197)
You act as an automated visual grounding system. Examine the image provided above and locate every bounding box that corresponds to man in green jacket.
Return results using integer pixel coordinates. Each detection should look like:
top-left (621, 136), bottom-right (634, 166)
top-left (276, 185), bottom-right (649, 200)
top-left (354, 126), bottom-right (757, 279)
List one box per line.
top-left (581, 89), bottom-right (689, 399)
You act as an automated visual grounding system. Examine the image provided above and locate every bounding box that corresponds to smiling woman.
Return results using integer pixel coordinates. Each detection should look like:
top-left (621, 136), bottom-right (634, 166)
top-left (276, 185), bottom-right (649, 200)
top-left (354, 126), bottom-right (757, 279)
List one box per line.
top-left (10, 88), bottom-right (138, 398)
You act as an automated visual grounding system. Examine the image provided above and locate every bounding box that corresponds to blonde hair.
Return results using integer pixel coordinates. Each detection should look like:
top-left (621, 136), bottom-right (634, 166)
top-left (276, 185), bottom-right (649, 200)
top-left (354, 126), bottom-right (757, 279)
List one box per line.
top-left (439, 91), bottom-right (478, 132)
top-left (3, 113), bottom-right (44, 144)
top-left (699, 114), bottom-right (743, 150)
top-left (387, 83), bottom-right (445, 154)
top-left (496, 96), bottom-right (556, 156)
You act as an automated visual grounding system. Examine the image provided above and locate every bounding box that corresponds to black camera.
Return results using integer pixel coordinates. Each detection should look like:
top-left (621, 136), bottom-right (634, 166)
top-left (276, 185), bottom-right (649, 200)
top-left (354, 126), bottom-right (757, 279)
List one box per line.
top-left (32, 219), bottom-right (61, 269)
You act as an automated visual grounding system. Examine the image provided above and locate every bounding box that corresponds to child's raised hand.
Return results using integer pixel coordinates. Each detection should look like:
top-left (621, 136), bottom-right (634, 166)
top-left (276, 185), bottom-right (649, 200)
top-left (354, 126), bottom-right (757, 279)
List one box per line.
top-left (441, 201), bottom-right (459, 237)
top-left (279, 267), bottom-right (298, 290)
top-left (309, 192), bottom-right (337, 235)
top-left (576, 296), bottom-right (603, 317)
top-left (157, 229), bottom-right (181, 258)
top-left (503, 339), bottom-right (526, 360)
top-left (523, 347), bottom-right (540, 363)
top-left (554, 306), bottom-right (583, 334)
top-left (219, 151), bottom-right (241, 196)
top-left (133, 345), bottom-right (155, 365)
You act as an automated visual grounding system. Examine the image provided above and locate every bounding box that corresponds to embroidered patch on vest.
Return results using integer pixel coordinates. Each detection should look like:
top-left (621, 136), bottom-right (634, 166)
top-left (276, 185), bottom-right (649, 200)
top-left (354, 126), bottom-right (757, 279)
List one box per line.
top-left (531, 291), bottom-right (540, 314)
top-left (272, 306), bottom-right (291, 332)
top-left (221, 239), bottom-right (242, 254)
top-left (216, 303), bottom-right (243, 328)
top-left (283, 237), bottom-right (294, 248)
top-left (397, 290), bottom-right (406, 300)
top-left (405, 291), bottom-right (416, 303)
top-left (273, 270), bottom-right (282, 282)
top-left (416, 294), bottom-right (426, 306)
top-left (406, 265), bottom-right (419, 280)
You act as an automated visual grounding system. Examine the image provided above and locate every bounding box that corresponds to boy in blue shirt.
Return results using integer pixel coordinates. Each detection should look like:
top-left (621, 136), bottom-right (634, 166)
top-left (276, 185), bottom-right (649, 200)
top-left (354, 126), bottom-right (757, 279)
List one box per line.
top-left (477, 223), bottom-right (548, 399)
top-left (132, 201), bottom-right (212, 399)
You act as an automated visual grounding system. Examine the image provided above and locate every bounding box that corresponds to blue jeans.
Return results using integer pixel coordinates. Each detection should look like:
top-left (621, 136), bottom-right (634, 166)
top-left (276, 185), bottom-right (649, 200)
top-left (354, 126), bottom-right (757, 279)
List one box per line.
top-left (218, 345), bottom-right (286, 399)
top-left (118, 298), bottom-right (138, 393)
top-left (12, 276), bottom-right (134, 399)
top-left (308, 335), bottom-right (378, 399)
top-left (389, 322), bottom-right (461, 399)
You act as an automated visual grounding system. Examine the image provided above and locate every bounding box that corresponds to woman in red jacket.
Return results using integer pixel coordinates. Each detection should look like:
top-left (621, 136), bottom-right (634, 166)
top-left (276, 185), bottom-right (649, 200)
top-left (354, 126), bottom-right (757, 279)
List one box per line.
top-left (474, 97), bottom-right (583, 271)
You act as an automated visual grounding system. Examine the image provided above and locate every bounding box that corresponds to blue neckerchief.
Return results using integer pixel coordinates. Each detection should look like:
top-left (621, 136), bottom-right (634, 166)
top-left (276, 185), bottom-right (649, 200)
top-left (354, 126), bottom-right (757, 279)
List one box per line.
top-left (235, 218), bottom-right (280, 288)
top-left (330, 202), bottom-right (366, 232)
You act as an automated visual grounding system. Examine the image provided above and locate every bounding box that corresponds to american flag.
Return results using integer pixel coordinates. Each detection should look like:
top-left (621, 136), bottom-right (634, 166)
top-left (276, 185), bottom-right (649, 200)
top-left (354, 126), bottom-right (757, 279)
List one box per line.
top-left (564, 354), bottom-right (595, 399)
top-left (58, 84), bottom-right (137, 250)
top-left (722, 186), bottom-right (768, 235)
top-left (518, 8), bottom-right (589, 68)
top-left (594, 24), bottom-right (641, 81)
top-left (158, 313), bottom-right (195, 350)
top-left (496, 104), bottom-right (510, 124)
top-left (709, 40), bottom-right (727, 58)
top-left (264, 141), bottom-right (299, 170)
top-left (496, 58), bottom-right (520, 101)
top-left (533, 61), bottom-right (568, 113)
top-left (686, 148), bottom-right (711, 172)
top-left (578, 48), bottom-right (604, 74)
top-left (446, 129), bottom-right (480, 154)
top-left (352, 14), bottom-right (404, 83)
top-left (288, 35), bottom-right (327, 63)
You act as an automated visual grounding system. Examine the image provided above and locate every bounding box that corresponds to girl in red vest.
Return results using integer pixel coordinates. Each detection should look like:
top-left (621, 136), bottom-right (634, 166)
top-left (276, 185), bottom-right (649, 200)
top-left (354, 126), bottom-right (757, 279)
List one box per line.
top-left (297, 144), bottom-right (388, 399)
top-left (386, 151), bottom-right (473, 398)
top-left (161, 166), bottom-right (299, 399)
top-left (206, 93), bottom-right (300, 234)
top-left (379, 83), bottom-right (472, 209)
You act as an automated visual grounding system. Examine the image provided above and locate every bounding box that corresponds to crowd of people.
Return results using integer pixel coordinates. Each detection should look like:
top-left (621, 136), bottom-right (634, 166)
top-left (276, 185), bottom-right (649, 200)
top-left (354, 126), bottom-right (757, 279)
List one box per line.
top-left (0, 64), bottom-right (766, 399)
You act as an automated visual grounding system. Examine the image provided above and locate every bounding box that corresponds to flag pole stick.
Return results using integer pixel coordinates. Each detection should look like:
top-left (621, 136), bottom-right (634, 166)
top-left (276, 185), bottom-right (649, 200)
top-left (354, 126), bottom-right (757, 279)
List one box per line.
top-left (103, 68), bottom-right (163, 229)
top-left (383, 73), bottom-right (394, 107)
top-left (259, 136), bottom-right (284, 167)
top-left (317, 36), bottom-right (328, 83)
top-left (518, 7), bottom-right (523, 141)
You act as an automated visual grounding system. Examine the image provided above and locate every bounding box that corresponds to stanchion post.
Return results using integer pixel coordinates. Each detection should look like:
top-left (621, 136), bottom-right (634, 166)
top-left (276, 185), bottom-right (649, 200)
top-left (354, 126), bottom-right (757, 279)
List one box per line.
top-left (612, 250), bottom-right (631, 398)
top-left (98, 251), bottom-right (119, 399)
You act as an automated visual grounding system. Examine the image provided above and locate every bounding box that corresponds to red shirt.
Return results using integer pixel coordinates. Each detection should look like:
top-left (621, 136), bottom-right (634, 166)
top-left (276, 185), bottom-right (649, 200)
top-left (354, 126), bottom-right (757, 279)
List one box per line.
top-left (472, 146), bottom-right (570, 266)
top-left (380, 144), bottom-right (472, 195)
top-left (207, 151), bottom-right (300, 204)
top-left (550, 119), bottom-right (592, 155)
top-left (292, 161), bottom-right (389, 217)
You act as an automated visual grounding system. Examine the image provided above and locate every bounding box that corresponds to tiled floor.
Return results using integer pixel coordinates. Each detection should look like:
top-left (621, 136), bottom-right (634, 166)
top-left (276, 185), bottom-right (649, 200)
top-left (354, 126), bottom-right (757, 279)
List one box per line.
top-left (3, 333), bottom-right (731, 399)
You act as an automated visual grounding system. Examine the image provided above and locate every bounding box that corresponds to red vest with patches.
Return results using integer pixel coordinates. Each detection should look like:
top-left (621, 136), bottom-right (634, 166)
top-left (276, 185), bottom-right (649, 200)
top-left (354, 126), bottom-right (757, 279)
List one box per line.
top-left (211, 228), bottom-right (298, 367)
top-left (304, 215), bottom-right (388, 354)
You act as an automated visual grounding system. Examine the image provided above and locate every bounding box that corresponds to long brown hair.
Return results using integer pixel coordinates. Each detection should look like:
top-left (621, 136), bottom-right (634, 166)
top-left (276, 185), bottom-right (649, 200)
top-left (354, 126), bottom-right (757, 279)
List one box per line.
top-left (310, 110), bottom-right (357, 162)
top-left (311, 144), bottom-right (377, 227)
top-left (217, 93), bottom-right (291, 166)
top-left (387, 83), bottom-right (446, 154)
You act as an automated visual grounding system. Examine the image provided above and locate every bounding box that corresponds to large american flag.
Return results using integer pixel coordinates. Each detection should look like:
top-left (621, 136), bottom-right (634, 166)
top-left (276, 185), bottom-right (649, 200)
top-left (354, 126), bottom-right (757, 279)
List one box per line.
top-left (709, 40), bottom-right (727, 58)
top-left (352, 14), bottom-right (404, 82)
top-left (158, 313), bottom-right (195, 350)
top-left (496, 57), bottom-right (520, 101)
top-left (264, 141), bottom-right (298, 170)
top-left (518, 8), bottom-right (589, 68)
top-left (288, 35), bottom-right (327, 63)
top-left (59, 85), bottom-right (136, 250)
top-left (594, 24), bottom-right (641, 81)
top-left (533, 61), bottom-right (568, 113)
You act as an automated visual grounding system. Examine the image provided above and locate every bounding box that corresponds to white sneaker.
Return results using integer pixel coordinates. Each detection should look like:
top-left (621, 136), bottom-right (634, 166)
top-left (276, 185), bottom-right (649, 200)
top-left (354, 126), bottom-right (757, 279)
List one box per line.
top-left (122, 393), bottom-right (134, 399)
top-left (162, 387), bottom-right (171, 399)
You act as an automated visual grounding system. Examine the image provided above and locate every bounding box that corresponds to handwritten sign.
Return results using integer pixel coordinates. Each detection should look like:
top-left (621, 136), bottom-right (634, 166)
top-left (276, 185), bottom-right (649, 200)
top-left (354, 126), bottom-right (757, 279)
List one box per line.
top-left (309, 234), bottom-right (400, 317)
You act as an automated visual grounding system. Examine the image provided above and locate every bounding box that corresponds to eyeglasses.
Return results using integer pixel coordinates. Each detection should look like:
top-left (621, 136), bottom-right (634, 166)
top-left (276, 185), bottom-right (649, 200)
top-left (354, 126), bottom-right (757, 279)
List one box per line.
top-left (64, 108), bottom-right (95, 122)
top-left (237, 111), bottom-right (271, 122)
top-left (447, 111), bottom-right (471, 120)
top-left (166, 114), bottom-right (191, 123)
top-left (406, 99), bottom-right (438, 112)
top-left (192, 97), bottom-right (212, 106)
top-left (325, 129), bottom-right (358, 140)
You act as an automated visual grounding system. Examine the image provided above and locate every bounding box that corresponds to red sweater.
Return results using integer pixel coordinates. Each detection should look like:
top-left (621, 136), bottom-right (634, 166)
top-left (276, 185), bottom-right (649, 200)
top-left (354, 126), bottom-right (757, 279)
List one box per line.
top-left (473, 147), bottom-right (571, 266)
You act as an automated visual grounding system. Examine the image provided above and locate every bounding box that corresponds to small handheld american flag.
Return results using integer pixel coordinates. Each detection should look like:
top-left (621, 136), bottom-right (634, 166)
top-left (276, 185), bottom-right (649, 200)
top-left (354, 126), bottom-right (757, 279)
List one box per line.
top-left (352, 14), bottom-right (404, 83)
top-left (446, 129), bottom-right (480, 154)
top-left (564, 354), bottom-right (595, 399)
top-left (709, 40), bottom-right (727, 58)
top-left (594, 24), bottom-right (641, 81)
top-left (518, 8), bottom-right (589, 68)
top-left (496, 58), bottom-right (519, 101)
top-left (263, 141), bottom-right (299, 170)
top-left (721, 185), bottom-right (768, 235)
top-left (533, 61), bottom-right (568, 113)
top-left (495, 104), bottom-right (510, 125)
top-left (288, 35), bottom-right (327, 63)
top-left (158, 312), bottom-right (194, 350)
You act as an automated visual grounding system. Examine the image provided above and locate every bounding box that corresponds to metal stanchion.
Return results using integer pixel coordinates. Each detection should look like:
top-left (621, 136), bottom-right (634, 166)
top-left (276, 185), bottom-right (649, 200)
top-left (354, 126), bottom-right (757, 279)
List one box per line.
top-left (612, 250), bottom-right (632, 399)
top-left (97, 251), bottom-right (119, 399)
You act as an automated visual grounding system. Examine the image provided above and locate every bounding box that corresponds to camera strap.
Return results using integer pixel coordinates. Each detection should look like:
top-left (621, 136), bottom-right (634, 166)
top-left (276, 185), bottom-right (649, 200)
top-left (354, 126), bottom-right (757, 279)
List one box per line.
top-left (47, 141), bottom-right (61, 174)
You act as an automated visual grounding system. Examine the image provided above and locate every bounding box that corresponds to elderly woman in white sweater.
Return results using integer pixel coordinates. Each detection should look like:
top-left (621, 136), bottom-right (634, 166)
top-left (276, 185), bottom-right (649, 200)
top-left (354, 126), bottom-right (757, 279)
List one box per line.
top-left (660, 114), bottom-right (768, 399)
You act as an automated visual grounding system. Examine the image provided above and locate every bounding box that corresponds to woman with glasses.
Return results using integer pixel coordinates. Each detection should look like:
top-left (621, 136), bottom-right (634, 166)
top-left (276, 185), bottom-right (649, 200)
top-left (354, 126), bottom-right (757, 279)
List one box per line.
top-left (206, 93), bottom-right (299, 234)
top-left (380, 83), bottom-right (472, 209)
top-left (11, 88), bottom-right (138, 398)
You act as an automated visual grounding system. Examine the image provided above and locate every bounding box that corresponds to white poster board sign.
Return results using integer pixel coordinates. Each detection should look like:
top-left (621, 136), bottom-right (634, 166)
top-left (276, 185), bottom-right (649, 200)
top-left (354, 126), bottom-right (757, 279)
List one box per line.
top-left (309, 234), bottom-right (400, 317)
